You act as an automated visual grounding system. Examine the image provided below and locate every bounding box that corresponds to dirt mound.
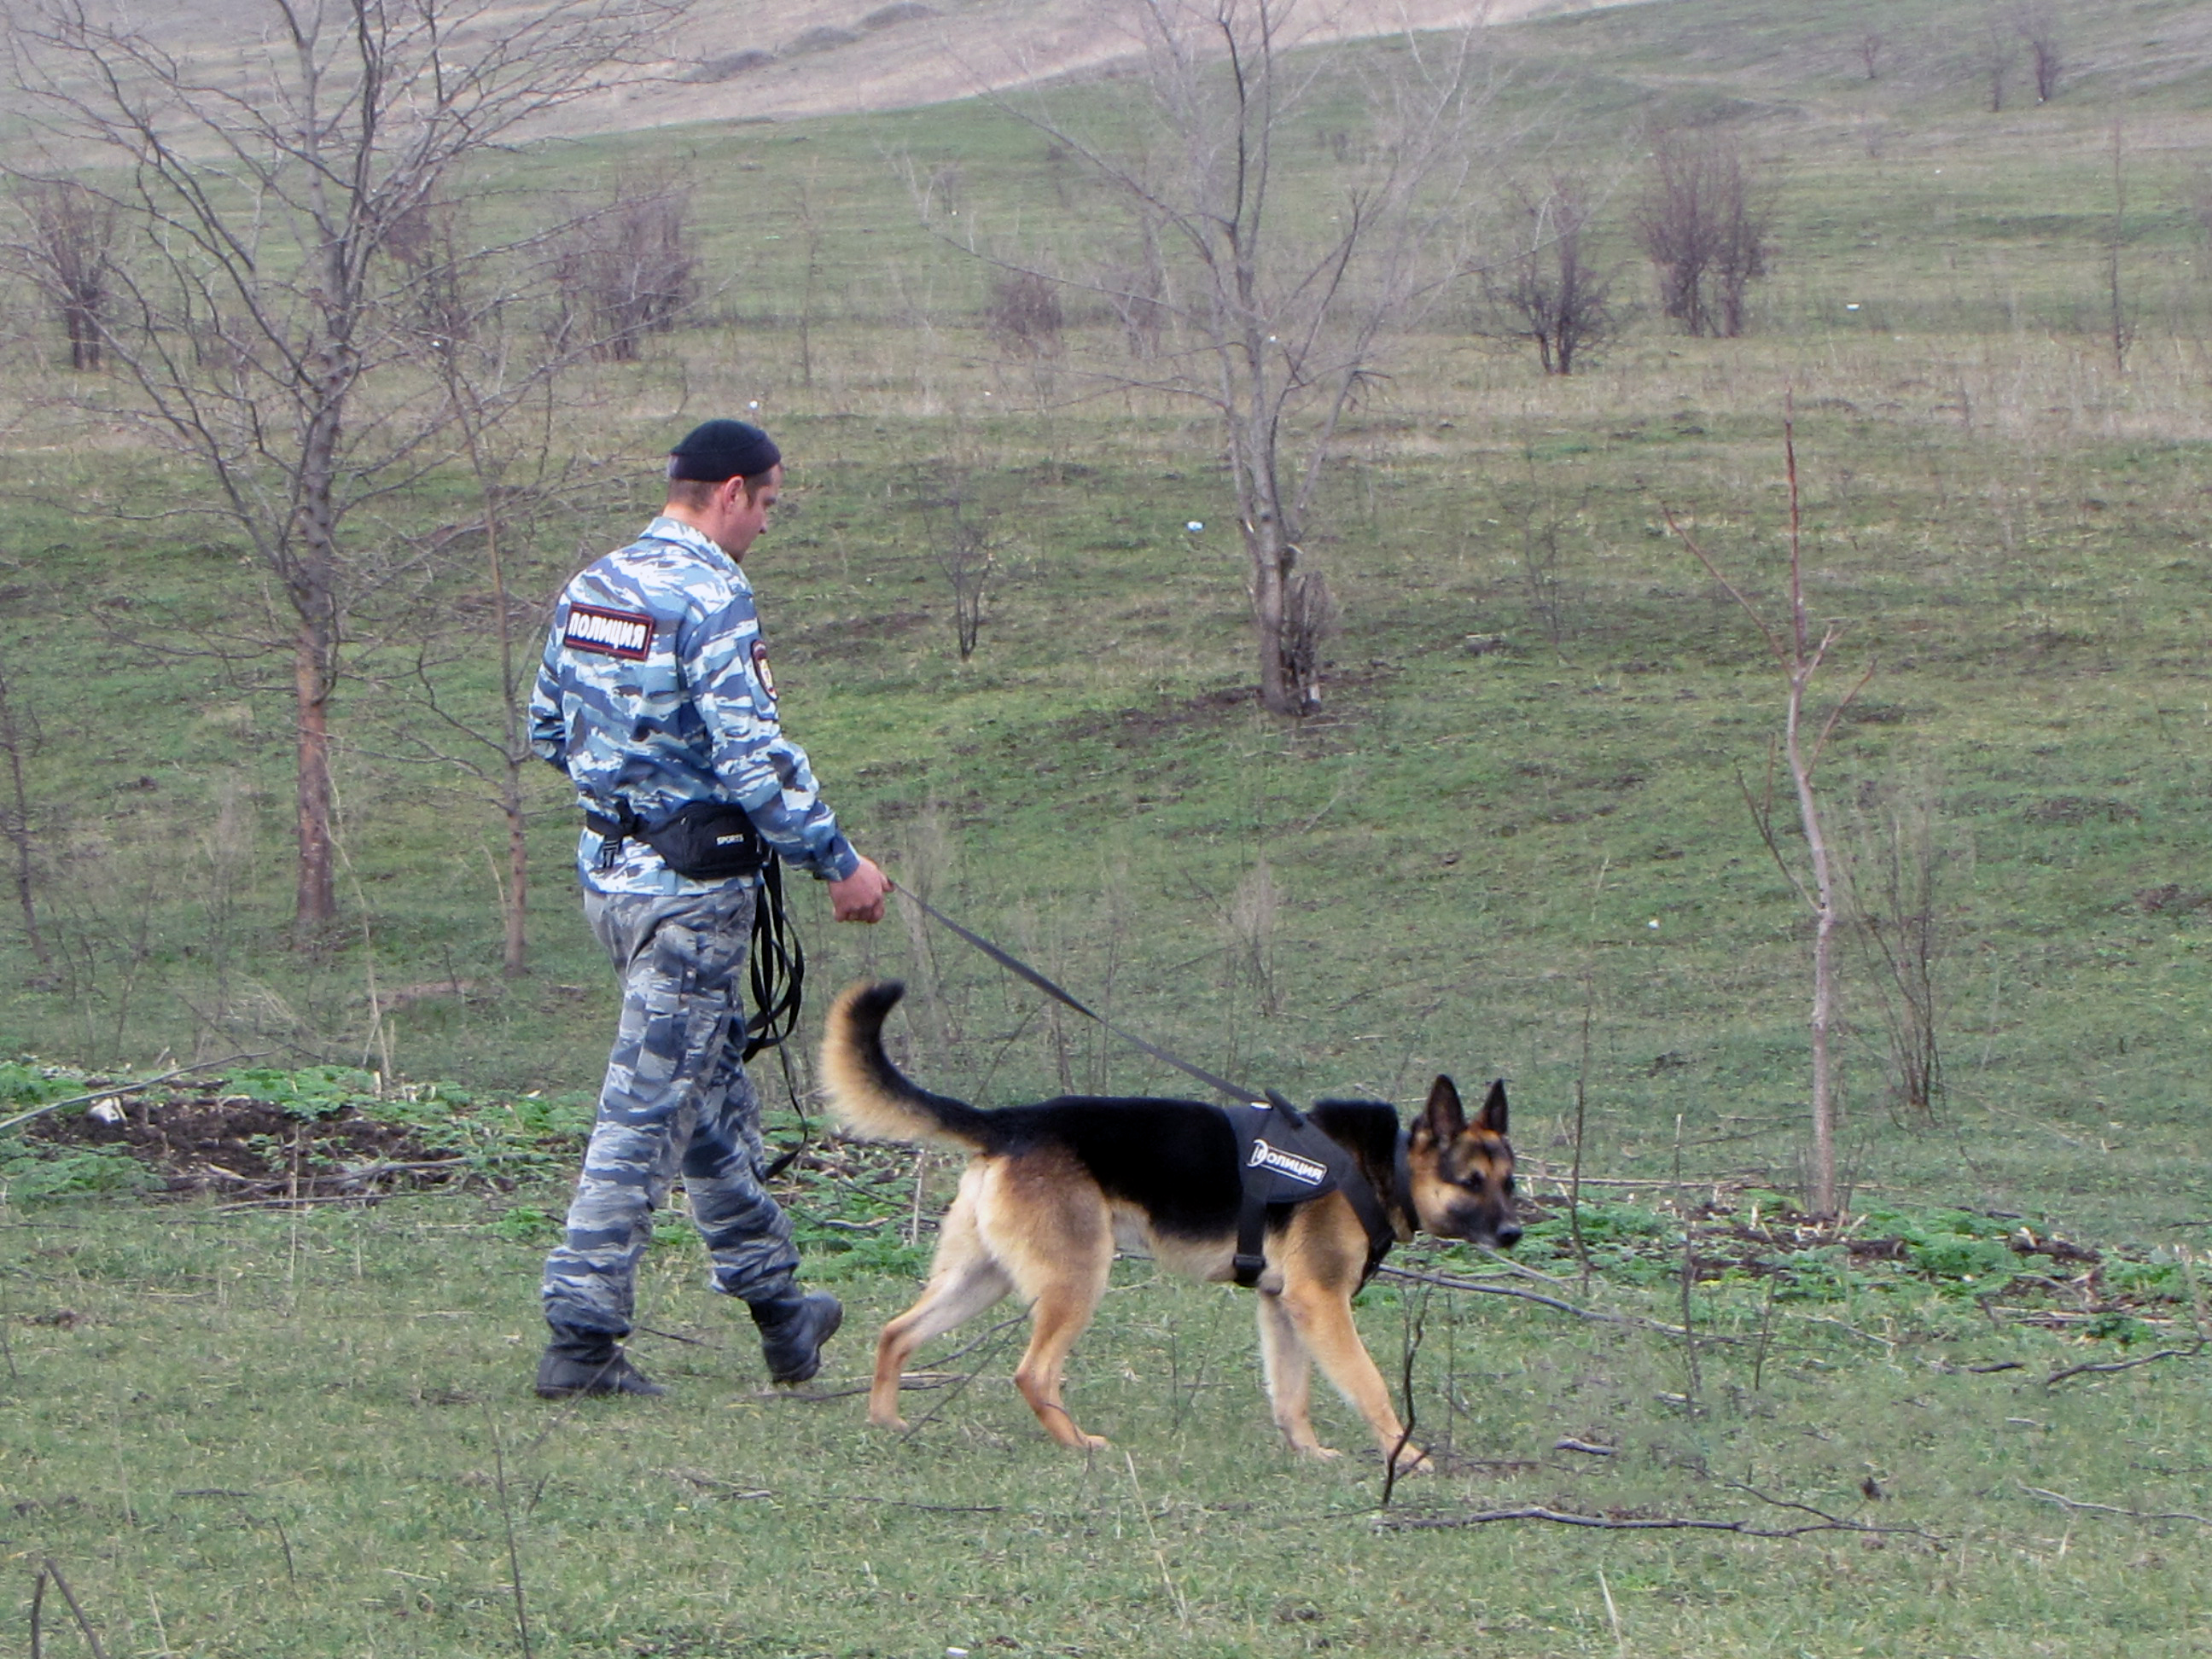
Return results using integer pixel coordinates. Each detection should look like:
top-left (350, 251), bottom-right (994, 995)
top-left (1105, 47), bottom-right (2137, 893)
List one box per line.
top-left (23, 1095), bottom-right (511, 1201)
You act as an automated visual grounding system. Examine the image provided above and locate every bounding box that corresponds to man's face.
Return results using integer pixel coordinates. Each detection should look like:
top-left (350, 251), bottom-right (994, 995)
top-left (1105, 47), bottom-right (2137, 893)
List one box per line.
top-left (716, 465), bottom-right (782, 562)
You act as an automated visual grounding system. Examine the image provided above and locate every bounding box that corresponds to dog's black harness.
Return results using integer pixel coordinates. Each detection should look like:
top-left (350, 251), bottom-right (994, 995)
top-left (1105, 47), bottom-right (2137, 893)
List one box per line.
top-left (1224, 1093), bottom-right (1401, 1289)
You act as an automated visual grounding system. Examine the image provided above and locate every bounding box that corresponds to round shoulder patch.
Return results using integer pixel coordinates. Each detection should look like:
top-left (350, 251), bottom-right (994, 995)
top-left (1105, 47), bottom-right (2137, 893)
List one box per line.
top-left (750, 637), bottom-right (776, 700)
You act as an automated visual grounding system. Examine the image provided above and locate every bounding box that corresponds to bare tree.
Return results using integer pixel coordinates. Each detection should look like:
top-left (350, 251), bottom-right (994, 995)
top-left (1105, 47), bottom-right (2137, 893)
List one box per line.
top-left (1485, 174), bottom-right (1620, 375)
top-left (395, 212), bottom-right (624, 978)
top-left (1664, 416), bottom-right (1868, 1219)
top-left (946, 0), bottom-right (1488, 716)
top-left (2016, 3), bottom-right (2063, 102)
top-left (1633, 131), bottom-right (1772, 340)
top-left (2105, 114), bottom-right (2133, 374)
top-left (6, 178), bottom-right (115, 370)
top-left (6, 0), bottom-right (681, 943)
top-left (789, 172), bottom-right (830, 391)
top-left (1856, 30), bottom-right (1884, 81)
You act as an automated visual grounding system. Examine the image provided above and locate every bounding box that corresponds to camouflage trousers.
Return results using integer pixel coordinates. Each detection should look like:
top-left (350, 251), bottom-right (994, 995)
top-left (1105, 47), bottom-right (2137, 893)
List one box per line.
top-left (540, 880), bottom-right (799, 1336)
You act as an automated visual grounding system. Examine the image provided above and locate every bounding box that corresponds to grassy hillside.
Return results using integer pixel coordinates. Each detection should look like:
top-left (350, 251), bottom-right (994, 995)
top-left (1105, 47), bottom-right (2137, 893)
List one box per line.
top-left (5, 0), bottom-right (2212, 1235)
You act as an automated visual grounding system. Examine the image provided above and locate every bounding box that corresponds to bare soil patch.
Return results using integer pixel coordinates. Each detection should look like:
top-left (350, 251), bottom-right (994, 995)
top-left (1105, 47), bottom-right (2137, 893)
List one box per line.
top-left (25, 1095), bottom-right (518, 1200)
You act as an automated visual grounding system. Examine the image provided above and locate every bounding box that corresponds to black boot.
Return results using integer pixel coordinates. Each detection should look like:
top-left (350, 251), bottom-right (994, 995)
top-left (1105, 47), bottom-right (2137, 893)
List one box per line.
top-left (534, 1324), bottom-right (666, 1400)
top-left (749, 1289), bottom-right (842, 1385)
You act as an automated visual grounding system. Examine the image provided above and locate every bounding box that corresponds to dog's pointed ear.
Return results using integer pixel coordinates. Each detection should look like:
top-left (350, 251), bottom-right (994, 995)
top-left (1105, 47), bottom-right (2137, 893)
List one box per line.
top-left (1418, 1074), bottom-right (1466, 1143)
top-left (1478, 1079), bottom-right (1509, 1136)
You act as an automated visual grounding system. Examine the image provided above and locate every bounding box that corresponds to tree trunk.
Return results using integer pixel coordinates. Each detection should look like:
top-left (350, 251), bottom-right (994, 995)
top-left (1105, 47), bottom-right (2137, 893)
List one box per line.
top-left (290, 302), bottom-right (350, 943)
top-left (1788, 676), bottom-right (1840, 1219)
top-left (293, 615), bottom-right (336, 939)
top-left (475, 422), bottom-right (531, 977)
top-left (503, 757), bottom-right (529, 978)
top-left (1249, 532), bottom-right (1294, 716)
top-left (0, 661), bottom-right (50, 968)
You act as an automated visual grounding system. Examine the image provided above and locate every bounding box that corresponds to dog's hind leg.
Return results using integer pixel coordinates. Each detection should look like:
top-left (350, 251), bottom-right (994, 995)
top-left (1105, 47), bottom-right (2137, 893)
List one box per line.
top-left (985, 1153), bottom-right (1115, 1451)
top-left (1257, 1289), bottom-right (1336, 1459)
top-left (870, 1182), bottom-right (1012, 1430)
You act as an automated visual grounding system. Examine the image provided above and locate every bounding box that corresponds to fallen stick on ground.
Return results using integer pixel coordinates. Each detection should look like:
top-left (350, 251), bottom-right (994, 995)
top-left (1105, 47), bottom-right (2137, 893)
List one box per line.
top-left (2045, 1340), bottom-right (2207, 1386)
top-left (2023, 1485), bottom-right (2209, 1526)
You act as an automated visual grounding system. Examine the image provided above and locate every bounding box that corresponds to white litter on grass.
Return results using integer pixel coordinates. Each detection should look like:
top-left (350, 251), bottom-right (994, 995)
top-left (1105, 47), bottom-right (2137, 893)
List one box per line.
top-left (1649, 919), bottom-right (1660, 929)
top-left (88, 1098), bottom-right (125, 1125)
top-left (1186, 521), bottom-right (1204, 533)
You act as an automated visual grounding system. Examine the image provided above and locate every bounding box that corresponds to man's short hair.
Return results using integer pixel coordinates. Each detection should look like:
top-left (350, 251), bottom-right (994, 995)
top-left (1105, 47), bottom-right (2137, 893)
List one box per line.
top-left (666, 470), bottom-right (775, 511)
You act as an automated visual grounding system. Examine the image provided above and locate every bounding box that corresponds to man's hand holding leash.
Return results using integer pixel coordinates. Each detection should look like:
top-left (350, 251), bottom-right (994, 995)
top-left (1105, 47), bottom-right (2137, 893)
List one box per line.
top-left (829, 858), bottom-right (892, 924)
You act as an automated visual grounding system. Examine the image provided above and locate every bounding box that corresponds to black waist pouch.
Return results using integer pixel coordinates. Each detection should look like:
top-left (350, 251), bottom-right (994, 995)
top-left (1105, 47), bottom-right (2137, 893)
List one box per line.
top-left (587, 800), bottom-right (765, 880)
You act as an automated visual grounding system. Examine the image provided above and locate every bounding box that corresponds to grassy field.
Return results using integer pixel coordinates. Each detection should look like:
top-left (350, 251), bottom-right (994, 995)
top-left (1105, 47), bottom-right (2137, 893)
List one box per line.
top-left (4, 1148), bottom-right (2211, 1657)
top-left (6, 0), bottom-right (2212, 1650)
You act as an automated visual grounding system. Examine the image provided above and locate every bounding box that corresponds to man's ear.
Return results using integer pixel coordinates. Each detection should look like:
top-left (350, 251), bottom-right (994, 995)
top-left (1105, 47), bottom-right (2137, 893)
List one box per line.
top-left (1417, 1074), bottom-right (1466, 1143)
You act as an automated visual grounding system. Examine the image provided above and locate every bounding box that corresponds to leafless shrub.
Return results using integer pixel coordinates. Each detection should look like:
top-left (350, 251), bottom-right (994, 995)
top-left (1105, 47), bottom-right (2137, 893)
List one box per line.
top-left (1979, 15), bottom-right (2012, 112)
top-left (925, 484), bottom-right (1006, 661)
top-left (550, 183), bottom-right (697, 362)
top-left (1486, 174), bottom-right (1621, 375)
top-left (1633, 132), bottom-right (1773, 339)
top-left (983, 268), bottom-right (1064, 359)
top-left (1103, 224), bottom-right (1170, 358)
top-left (1281, 562), bottom-right (1340, 714)
top-left (1499, 441), bottom-right (1590, 655)
top-left (8, 179), bottom-right (116, 370)
top-left (1846, 781), bottom-right (1954, 1126)
top-left (1225, 859), bottom-right (1282, 1018)
top-left (2016, 3), bottom-right (2063, 102)
top-left (2189, 165), bottom-right (2212, 253)
top-left (1856, 31), bottom-right (1884, 81)
top-left (387, 195), bottom-right (474, 358)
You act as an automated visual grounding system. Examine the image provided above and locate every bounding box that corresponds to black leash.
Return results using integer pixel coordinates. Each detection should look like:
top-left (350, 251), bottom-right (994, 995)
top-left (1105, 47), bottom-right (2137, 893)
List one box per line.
top-left (742, 857), bottom-right (804, 1062)
top-left (894, 887), bottom-right (1259, 1103)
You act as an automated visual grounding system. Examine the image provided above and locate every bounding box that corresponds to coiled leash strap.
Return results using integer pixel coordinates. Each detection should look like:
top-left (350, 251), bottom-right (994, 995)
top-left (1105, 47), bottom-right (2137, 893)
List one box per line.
top-left (894, 887), bottom-right (1256, 1103)
top-left (583, 798), bottom-right (799, 1062)
top-left (742, 855), bottom-right (804, 1062)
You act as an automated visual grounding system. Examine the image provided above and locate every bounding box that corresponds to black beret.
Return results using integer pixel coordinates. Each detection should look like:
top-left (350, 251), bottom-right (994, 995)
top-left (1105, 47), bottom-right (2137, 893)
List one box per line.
top-left (667, 419), bottom-right (781, 482)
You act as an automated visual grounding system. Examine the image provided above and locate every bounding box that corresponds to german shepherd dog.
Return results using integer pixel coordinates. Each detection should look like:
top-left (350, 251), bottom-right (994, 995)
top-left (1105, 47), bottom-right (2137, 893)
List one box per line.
top-left (822, 981), bottom-right (1520, 1470)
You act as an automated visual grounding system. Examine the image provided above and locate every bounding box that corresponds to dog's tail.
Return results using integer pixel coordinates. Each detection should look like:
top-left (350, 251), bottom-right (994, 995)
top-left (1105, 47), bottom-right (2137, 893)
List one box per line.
top-left (822, 981), bottom-right (1001, 1151)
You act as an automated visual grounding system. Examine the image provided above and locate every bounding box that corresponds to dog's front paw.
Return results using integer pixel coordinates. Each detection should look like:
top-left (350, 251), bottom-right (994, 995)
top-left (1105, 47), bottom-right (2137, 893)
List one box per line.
top-left (1386, 1443), bottom-right (1433, 1476)
top-left (869, 1411), bottom-right (911, 1431)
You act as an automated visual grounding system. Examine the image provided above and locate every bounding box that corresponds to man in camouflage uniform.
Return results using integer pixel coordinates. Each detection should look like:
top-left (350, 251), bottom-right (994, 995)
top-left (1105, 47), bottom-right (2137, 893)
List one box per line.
top-left (529, 418), bottom-right (891, 1399)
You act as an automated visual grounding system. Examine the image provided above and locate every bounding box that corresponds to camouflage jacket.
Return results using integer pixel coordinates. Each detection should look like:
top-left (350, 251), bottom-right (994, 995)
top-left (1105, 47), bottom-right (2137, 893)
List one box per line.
top-left (530, 515), bottom-right (860, 897)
